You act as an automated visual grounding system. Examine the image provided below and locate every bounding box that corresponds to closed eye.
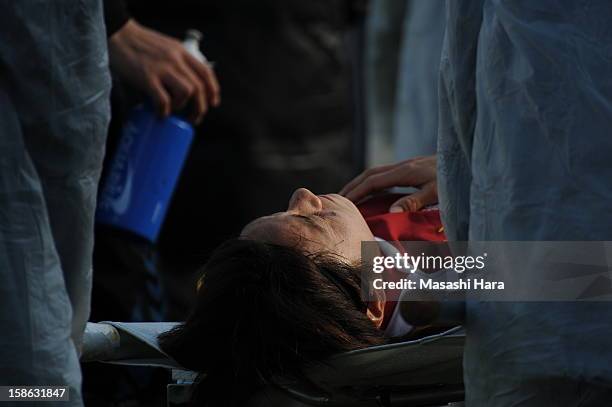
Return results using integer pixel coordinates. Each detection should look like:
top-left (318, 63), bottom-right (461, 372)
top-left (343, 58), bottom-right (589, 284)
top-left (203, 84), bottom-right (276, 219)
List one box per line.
top-left (293, 214), bottom-right (326, 233)
top-left (314, 210), bottom-right (337, 218)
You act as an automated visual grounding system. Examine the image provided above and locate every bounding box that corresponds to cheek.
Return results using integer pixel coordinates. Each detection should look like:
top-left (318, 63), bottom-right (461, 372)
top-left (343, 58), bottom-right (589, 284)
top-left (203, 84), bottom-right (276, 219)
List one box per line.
top-left (344, 212), bottom-right (373, 239)
top-left (335, 215), bottom-right (372, 244)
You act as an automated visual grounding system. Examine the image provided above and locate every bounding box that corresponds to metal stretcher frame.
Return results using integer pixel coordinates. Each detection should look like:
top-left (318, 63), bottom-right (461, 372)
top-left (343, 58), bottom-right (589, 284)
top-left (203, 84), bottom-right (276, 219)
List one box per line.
top-left (81, 322), bottom-right (465, 406)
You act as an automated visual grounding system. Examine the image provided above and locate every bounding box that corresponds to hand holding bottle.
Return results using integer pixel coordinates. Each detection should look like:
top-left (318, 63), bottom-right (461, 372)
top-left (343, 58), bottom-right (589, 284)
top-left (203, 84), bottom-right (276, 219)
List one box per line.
top-left (108, 20), bottom-right (220, 124)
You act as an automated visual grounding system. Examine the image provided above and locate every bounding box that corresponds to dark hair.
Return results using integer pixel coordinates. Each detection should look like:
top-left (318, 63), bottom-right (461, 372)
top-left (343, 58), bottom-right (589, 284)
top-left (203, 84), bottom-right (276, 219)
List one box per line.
top-left (159, 238), bottom-right (386, 406)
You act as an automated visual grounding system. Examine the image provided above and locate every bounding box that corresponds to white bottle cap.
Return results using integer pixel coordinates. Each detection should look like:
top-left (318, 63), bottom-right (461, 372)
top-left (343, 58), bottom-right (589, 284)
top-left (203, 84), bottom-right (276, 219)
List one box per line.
top-left (183, 29), bottom-right (208, 64)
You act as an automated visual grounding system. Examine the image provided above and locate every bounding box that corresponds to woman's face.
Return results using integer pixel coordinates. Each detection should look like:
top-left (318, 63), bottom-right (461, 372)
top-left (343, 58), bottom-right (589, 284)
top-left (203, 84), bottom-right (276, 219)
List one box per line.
top-left (241, 188), bottom-right (375, 263)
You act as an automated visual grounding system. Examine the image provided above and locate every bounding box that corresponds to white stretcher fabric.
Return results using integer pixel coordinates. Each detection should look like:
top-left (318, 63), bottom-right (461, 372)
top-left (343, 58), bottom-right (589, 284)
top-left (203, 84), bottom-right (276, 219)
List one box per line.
top-left (81, 322), bottom-right (181, 368)
top-left (82, 322), bottom-right (464, 389)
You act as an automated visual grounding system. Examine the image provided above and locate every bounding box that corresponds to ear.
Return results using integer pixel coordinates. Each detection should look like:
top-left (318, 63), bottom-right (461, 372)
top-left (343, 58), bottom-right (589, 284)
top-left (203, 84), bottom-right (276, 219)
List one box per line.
top-left (366, 298), bottom-right (386, 329)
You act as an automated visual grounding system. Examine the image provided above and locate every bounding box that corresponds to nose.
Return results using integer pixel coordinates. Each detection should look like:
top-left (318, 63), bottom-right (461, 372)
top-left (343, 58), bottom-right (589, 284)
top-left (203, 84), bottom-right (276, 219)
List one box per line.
top-left (288, 188), bottom-right (323, 213)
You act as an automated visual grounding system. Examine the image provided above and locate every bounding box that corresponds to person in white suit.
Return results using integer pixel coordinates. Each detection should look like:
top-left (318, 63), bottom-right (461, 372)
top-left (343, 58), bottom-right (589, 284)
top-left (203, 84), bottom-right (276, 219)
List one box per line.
top-left (0, 1), bottom-right (110, 405)
top-left (346, 1), bottom-right (612, 404)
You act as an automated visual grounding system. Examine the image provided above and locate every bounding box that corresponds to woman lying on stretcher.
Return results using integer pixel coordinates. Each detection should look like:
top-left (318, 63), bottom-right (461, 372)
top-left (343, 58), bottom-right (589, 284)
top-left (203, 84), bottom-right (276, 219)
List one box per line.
top-left (160, 157), bottom-right (442, 406)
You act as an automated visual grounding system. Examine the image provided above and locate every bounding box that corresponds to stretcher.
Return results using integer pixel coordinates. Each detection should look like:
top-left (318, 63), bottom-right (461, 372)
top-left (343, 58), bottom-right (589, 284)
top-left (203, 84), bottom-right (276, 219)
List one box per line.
top-left (81, 322), bottom-right (465, 406)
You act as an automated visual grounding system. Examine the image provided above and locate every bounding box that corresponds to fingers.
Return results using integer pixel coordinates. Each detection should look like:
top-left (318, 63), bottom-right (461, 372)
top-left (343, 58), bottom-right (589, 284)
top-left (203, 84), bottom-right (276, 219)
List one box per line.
top-left (339, 163), bottom-right (397, 198)
top-left (340, 155), bottom-right (438, 203)
top-left (343, 170), bottom-right (400, 203)
top-left (109, 21), bottom-right (221, 123)
top-left (157, 51), bottom-right (219, 123)
top-left (147, 76), bottom-right (171, 117)
top-left (173, 60), bottom-right (208, 123)
top-left (161, 69), bottom-right (196, 112)
top-left (343, 161), bottom-right (425, 203)
top-left (184, 53), bottom-right (221, 108)
top-left (389, 181), bottom-right (438, 213)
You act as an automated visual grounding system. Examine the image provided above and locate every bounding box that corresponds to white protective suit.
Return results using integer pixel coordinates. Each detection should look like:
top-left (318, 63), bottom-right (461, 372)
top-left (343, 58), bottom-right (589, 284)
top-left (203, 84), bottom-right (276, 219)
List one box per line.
top-left (438, 0), bottom-right (612, 405)
top-left (366, 0), bottom-right (446, 161)
top-left (0, 1), bottom-right (110, 405)
top-left (393, 0), bottom-right (446, 160)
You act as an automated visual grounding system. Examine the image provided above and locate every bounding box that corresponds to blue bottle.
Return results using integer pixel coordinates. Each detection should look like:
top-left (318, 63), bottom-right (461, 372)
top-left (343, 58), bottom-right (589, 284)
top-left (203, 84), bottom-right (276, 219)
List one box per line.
top-left (96, 105), bottom-right (194, 242)
top-left (96, 30), bottom-right (206, 242)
